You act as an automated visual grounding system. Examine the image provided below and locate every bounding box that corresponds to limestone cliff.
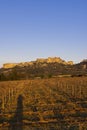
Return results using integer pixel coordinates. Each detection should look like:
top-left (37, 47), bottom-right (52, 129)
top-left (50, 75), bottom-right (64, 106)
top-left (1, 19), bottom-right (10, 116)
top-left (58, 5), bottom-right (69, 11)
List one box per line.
top-left (3, 63), bottom-right (18, 69)
top-left (3, 57), bottom-right (73, 69)
top-left (36, 57), bottom-right (73, 65)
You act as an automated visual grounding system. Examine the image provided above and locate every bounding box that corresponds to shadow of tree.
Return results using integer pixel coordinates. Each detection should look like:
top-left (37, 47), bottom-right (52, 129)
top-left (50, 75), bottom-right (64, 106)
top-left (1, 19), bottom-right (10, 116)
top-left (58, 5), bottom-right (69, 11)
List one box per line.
top-left (9, 95), bottom-right (23, 130)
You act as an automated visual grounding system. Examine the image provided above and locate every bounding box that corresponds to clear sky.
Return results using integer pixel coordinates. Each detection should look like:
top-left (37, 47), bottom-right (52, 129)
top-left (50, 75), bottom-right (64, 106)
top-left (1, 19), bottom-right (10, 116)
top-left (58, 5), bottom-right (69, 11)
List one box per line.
top-left (0, 0), bottom-right (87, 67)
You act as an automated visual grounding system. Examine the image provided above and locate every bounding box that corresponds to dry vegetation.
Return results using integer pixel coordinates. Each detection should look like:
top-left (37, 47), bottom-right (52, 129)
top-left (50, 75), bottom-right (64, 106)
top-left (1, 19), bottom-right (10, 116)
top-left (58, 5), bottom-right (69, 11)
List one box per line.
top-left (0, 77), bottom-right (87, 129)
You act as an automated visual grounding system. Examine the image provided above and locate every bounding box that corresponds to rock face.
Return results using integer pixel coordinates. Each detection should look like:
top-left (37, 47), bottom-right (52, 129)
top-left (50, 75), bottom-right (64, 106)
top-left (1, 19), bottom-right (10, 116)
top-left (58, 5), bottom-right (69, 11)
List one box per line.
top-left (36, 57), bottom-right (73, 65)
top-left (3, 57), bottom-right (73, 69)
top-left (3, 63), bottom-right (18, 69)
top-left (67, 61), bottom-right (73, 65)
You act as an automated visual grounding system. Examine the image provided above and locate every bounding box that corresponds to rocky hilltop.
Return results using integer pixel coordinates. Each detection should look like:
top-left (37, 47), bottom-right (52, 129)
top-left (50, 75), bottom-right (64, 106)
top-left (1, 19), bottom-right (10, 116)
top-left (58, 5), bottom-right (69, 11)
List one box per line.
top-left (3, 57), bottom-right (73, 69)
top-left (3, 63), bottom-right (18, 69)
top-left (0, 57), bottom-right (87, 81)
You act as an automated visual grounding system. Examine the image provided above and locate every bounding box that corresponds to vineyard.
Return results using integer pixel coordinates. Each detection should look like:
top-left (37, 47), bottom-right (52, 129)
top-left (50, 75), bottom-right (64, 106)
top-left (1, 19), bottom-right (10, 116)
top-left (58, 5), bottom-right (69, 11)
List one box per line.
top-left (0, 77), bottom-right (87, 129)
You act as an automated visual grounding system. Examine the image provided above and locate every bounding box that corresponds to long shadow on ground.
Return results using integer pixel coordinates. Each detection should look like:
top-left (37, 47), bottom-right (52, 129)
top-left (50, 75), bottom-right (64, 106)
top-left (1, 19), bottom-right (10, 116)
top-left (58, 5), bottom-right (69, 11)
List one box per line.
top-left (9, 95), bottom-right (23, 130)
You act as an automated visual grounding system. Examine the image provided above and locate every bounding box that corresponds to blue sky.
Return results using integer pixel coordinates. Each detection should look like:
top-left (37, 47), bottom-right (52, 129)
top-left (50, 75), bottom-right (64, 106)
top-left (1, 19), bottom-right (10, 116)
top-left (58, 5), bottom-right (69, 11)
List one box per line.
top-left (0, 0), bottom-right (87, 67)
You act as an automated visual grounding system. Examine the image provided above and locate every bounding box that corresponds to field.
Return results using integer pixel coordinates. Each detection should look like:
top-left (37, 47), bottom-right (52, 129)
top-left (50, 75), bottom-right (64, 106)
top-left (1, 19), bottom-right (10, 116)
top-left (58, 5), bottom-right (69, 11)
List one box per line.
top-left (0, 77), bottom-right (87, 129)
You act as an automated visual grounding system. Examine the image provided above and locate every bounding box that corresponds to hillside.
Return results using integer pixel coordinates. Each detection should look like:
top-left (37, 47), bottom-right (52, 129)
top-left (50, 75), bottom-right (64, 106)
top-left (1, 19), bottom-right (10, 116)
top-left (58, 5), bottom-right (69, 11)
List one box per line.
top-left (3, 57), bottom-right (73, 69)
top-left (0, 57), bottom-right (87, 81)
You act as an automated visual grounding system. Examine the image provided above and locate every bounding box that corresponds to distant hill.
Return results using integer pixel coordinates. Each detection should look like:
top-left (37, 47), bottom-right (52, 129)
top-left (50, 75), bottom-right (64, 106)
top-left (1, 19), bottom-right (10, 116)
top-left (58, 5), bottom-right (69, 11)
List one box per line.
top-left (0, 57), bottom-right (87, 81)
top-left (3, 57), bottom-right (73, 69)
